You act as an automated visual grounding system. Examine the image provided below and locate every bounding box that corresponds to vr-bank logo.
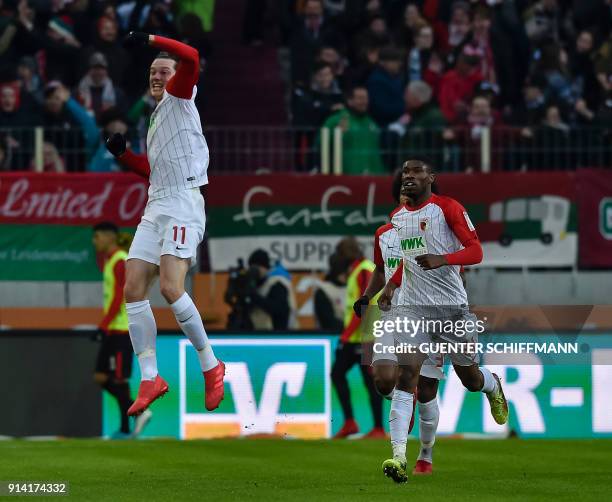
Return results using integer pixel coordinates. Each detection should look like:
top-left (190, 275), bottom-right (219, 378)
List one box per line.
top-left (179, 339), bottom-right (331, 439)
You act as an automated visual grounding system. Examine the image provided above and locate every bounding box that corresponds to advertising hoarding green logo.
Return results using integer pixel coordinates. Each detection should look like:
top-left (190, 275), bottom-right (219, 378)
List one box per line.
top-left (103, 335), bottom-right (612, 439)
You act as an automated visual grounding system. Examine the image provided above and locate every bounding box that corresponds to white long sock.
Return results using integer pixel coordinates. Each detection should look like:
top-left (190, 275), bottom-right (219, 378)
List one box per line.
top-left (126, 300), bottom-right (158, 381)
top-left (418, 398), bottom-right (439, 462)
top-left (389, 389), bottom-right (414, 461)
top-left (480, 367), bottom-right (498, 394)
top-left (171, 292), bottom-right (218, 372)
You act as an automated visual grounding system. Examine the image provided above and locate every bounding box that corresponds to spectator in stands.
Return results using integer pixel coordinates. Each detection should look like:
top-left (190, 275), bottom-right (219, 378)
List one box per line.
top-left (88, 108), bottom-right (132, 173)
top-left (0, 0), bottom-right (35, 81)
top-left (290, 0), bottom-right (344, 85)
top-left (457, 94), bottom-right (506, 172)
top-left (534, 43), bottom-right (576, 114)
top-left (140, 1), bottom-right (178, 37)
top-left (29, 141), bottom-right (66, 173)
top-left (446, 1), bottom-right (471, 52)
top-left (344, 43), bottom-right (380, 87)
top-left (16, 56), bottom-right (43, 106)
top-left (456, 6), bottom-right (498, 84)
top-left (79, 15), bottom-right (129, 87)
top-left (390, 80), bottom-right (450, 170)
top-left (595, 33), bottom-right (612, 96)
top-left (0, 82), bottom-right (40, 170)
top-left (569, 30), bottom-right (600, 111)
top-left (351, 12), bottom-right (391, 62)
top-left (393, 1), bottom-right (427, 49)
top-left (314, 252), bottom-right (346, 331)
top-left (511, 76), bottom-right (548, 126)
top-left (315, 45), bottom-right (347, 88)
top-left (532, 104), bottom-right (572, 170)
top-left (366, 46), bottom-right (405, 127)
top-left (293, 62), bottom-right (343, 128)
top-left (77, 52), bottom-right (127, 119)
top-left (44, 15), bottom-right (83, 87)
top-left (321, 86), bottom-right (385, 174)
top-left (438, 44), bottom-right (483, 124)
top-left (452, 4), bottom-right (520, 108)
top-left (407, 24), bottom-right (443, 94)
top-left (293, 61), bottom-right (344, 169)
top-left (524, 0), bottom-right (564, 45)
top-left (42, 81), bottom-right (99, 172)
top-left (0, 82), bottom-right (39, 129)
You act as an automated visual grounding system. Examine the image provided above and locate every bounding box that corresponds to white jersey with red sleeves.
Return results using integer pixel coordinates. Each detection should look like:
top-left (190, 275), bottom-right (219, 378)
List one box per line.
top-left (146, 86), bottom-right (209, 200)
top-left (373, 222), bottom-right (403, 304)
top-left (390, 194), bottom-right (477, 306)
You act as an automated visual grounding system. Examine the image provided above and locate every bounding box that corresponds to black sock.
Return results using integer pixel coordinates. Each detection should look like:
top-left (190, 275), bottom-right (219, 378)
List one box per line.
top-left (104, 381), bottom-right (134, 434)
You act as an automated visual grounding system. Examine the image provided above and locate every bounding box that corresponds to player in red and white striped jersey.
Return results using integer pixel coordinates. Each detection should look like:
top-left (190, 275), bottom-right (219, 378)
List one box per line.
top-left (356, 171), bottom-right (444, 475)
top-left (104, 32), bottom-right (224, 417)
top-left (376, 159), bottom-right (509, 484)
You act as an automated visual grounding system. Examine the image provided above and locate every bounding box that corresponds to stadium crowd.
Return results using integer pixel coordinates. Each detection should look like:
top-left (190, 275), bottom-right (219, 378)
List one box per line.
top-left (0, 0), bottom-right (211, 172)
top-left (0, 0), bottom-right (611, 172)
top-left (286, 0), bottom-right (612, 172)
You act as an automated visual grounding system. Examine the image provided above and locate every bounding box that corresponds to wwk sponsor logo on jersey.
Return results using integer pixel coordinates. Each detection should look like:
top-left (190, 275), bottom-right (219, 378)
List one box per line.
top-left (386, 257), bottom-right (402, 269)
top-left (179, 339), bottom-right (331, 439)
top-left (401, 236), bottom-right (428, 256)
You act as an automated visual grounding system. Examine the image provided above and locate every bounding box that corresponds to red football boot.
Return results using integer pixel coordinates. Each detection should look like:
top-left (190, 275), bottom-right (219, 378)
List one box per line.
top-left (127, 375), bottom-right (169, 416)
top-left (362, 426), bottom-right (387, 439)
top-left (333, 418), bottom-right (359, 438)
top-left (204, 360), bottom-right (226, 411)
top-left (413, 459), bottom-right (433, 475)
top-left (408, 388), bottom-right (418, 433)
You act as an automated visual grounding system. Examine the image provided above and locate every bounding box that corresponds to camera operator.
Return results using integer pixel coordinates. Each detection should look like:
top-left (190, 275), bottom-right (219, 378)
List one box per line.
top-left (248, 250), bottom-right (297, 330)
top-left (225, 250), bottom-right (297, 330)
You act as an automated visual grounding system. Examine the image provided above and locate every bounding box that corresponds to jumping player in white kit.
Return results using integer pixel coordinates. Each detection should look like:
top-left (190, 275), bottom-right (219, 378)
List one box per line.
top-left (105, 32), bottom-right (225, 416)
top-left (375, 158), bottom-right (509, 484)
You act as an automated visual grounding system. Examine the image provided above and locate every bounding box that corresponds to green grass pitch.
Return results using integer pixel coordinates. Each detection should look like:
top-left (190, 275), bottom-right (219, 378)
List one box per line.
top-left (2, 439), bottom-right (611, 501)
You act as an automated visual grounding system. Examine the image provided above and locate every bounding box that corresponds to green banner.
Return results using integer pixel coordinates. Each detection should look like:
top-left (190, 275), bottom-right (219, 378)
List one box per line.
top-left (103, 334), bottom-right (612, 439)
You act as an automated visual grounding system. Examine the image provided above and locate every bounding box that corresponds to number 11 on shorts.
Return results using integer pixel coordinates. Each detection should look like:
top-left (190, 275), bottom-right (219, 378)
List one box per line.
top-left (173, 225), bottom-right (186, 244)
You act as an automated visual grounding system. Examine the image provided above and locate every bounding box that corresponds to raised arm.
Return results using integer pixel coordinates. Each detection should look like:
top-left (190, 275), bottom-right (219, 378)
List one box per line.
top-left (123, 32), bottom-right (200, 99)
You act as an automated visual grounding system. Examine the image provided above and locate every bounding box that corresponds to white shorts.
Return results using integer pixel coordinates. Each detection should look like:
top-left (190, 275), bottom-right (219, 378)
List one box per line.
top-left (128, 188), bottom-right (205, 268)
top-left (372, 330), bottom-right (446, 380)
top-left (381, 306), bottom-right (480, 368)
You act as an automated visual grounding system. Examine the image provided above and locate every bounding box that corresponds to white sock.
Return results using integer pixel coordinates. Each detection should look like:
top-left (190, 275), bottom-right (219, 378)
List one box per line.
top-left (480, 367), bottom-right (498, 394)
top-left (126, 300), bottom-right (158, 381)
top-left (170, 292), bottom-right (218, 372)
top-left (418, 398), bottom-right (439, 462)
top-left (389, 389), bottom-right (414, 461)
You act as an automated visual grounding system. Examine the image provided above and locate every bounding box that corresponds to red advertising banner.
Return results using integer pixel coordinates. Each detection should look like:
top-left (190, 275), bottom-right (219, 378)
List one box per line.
top-left (0, 172), bottom-right (148, 226)
top-left (577, 169), bottom-right (612, 267)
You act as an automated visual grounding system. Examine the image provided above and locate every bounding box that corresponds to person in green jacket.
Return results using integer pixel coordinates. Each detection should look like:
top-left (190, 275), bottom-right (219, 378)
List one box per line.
top-left (321, 86), bottom-right (386, 174)
top-left (389, 80), bottom-right (457, 170)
